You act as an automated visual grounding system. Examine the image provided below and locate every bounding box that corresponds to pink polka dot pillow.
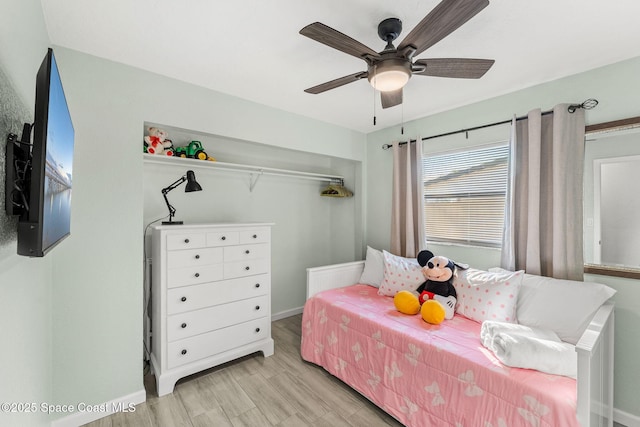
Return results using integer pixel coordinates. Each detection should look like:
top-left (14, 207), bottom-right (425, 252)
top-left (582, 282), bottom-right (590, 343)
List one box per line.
top-left (377, 250), bottom-right (424, 297)
top-left (453, 268), bottom-right (523, 323)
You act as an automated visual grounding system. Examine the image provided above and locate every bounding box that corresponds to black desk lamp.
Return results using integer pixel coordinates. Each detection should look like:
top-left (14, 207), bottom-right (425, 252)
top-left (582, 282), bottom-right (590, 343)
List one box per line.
top-left (161, 170), bottom-right (202, 225)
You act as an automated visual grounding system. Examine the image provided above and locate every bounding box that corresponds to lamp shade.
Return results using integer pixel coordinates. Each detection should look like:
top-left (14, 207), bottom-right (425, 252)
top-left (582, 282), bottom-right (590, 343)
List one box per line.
top-left (185, 170), bottom-right (202, 192)
top-left (368, 58), bottom-right (412, 92)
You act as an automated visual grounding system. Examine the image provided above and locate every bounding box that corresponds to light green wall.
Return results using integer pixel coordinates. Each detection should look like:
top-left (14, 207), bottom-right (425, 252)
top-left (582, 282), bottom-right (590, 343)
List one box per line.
top-left (142, 127), bottom-right (363, 316)
top-left (0, 0), bottom-right (53, 426)
top-left (365, 56), bottom-right (640, 419)
top-left (0, 257), bottom-right (52, 427)
top-left (48, 49), bottom-right (146, 411)
top-left (48, 46), bottom-right (366, 419)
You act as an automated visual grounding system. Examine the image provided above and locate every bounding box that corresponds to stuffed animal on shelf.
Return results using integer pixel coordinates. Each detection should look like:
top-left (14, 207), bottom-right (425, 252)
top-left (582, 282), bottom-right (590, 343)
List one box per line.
top-left (144, 127), bottom-right (174, 156)
top-left (394, 250), bottom-right (468, 325)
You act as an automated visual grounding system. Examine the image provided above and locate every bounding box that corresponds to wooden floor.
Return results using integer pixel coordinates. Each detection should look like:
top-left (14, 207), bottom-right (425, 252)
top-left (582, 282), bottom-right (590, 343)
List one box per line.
top-left (83, 314), bottom-right (403, 427)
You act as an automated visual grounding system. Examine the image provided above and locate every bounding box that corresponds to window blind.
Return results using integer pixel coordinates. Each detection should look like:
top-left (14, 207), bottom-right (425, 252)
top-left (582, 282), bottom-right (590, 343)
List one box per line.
top-left (423, 143), bottom-right (509, 247)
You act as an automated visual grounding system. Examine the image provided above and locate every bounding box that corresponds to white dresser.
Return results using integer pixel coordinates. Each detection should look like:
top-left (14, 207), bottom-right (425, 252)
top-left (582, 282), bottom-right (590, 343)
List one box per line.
top-left (150, 223), bottom-right (274, 396)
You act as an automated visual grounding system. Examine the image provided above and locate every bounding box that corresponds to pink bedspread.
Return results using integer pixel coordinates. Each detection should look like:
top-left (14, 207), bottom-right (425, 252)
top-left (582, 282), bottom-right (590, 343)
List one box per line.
top-left (301, 284), bottom-right (579, 427)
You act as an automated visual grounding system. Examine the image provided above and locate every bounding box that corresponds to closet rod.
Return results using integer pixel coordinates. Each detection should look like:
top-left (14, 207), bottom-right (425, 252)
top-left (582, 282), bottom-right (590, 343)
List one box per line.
top-left (381, 98), bottom-right (598, 150)
top-left (143, 154), bottom-right (344, 184)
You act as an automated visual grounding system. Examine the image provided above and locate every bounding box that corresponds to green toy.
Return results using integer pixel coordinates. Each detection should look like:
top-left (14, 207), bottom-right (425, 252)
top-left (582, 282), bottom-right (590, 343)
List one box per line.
top-left (174, 141), bottom-right (215, 161)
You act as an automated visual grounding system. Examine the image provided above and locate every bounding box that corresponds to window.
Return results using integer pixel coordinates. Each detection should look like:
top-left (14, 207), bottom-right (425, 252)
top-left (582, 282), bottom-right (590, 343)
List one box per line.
top-left (422, 143), bottom-right (509, 247)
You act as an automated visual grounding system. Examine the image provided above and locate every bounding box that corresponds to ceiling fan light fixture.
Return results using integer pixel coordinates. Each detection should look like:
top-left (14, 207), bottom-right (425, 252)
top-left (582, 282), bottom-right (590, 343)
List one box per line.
top-left (368, 59), bottom-right (411, 92)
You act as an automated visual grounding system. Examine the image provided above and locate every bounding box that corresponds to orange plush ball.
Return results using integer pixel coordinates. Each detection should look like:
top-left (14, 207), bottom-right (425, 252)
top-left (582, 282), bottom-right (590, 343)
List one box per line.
top-left (394, 291), bottom-right (421, 315)
top-left (421, 299), bottom-right (446, 325)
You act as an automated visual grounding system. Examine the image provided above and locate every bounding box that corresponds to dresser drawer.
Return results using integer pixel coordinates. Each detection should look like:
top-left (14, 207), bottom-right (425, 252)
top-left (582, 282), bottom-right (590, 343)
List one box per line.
top-left (224, 259), bottom-right (269, 279)
top-left (239, 228), bottom-right (270, 244)
top-left (167, 274), bottom-right (270, 315)
top-left (167, 317), bottom-right (270, 369)
top-left (206, 231), bottom-right (239, 247)
top-left (167, 294), bottom-right (269, 342)
top-left (167, 264), bottom-right (223, 288)
top-left (167, 247), bottom-right (223, 269)
top-left (223, 243), bottom-right (269, 263)
top-left (166, 233), bottom-right (206, 251)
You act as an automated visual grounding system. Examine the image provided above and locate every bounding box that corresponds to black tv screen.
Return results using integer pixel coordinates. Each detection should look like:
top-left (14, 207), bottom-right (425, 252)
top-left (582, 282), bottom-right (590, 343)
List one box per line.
top-left (15, 48), bottom-right (74, 256)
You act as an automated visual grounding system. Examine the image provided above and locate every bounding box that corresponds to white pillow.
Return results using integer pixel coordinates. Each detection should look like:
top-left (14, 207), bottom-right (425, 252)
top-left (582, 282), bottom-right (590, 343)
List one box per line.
top-left (358, 246), bottom-right (384, 287)
top-left (489, 268), bottom-right (616, 344)
top-left (454, 268), bottom-right (523, 324)
top-left (378, 250), bottom-right (424, 297)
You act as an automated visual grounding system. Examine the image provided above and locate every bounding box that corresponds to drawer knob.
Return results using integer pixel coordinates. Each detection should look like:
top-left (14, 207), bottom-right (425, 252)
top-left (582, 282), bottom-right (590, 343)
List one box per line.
top-left (245, 250), bottom-right (250, 254)
top-left (255, 283), bottom-right (260, 288)
top-left (181, 297), bottom-right (187, 302)
top-left (252, 234), bottom-right (257, 239)
top-left (221, 236), bottom-right (226, 241)
top-left (255, 327), bottom-right (260, 333)
top-left (194, 272), bottom-right (200, 278)
top-left (181, 323), bottom-right (187, 329)
top-left (195, 254), bottom-right (200, 259)
top-left (184, 238), bottom-right (190, 243)
top-left (245, 266), bottom-right (250, 271)
top-left (255, 305), bottom-right (260, 310)
top-left (181, 349), bottom-right (187, 355)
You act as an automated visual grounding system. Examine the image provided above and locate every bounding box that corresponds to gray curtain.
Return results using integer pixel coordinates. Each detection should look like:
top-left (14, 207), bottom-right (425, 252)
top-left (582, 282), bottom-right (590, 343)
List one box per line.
top-left (390, 140), bottom-right (425, 257)
top-left (501, 105), bottom-right (586, 280)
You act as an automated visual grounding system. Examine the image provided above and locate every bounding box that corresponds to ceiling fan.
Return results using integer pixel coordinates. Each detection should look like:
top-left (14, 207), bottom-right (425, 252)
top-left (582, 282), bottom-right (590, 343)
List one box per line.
top-left (300, 0), bottom-right (494, 109)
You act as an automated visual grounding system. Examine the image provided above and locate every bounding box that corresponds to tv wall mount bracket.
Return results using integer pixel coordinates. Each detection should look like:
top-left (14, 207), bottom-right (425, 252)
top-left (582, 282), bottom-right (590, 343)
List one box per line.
top-left (5, 123), bottom-right (34, 215)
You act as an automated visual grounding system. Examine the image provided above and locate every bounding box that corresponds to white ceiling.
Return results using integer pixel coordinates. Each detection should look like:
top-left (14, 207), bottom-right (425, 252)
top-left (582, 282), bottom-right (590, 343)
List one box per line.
top-left (41, 0), bottom-right (640, 134)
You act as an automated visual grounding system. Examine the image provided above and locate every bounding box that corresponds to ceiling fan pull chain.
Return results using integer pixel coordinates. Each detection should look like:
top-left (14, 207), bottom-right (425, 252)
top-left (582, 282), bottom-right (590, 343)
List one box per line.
top-left (373, 64), bottom-right (377, 126)
top-left (373, 92), bottom-right (377, 125)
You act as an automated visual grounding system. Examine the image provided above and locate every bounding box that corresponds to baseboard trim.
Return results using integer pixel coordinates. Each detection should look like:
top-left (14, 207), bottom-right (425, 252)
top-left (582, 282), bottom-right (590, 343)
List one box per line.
top-left (50, 388), bottom-right (146, 427)
top-left (272, 306), bottom-right (303, 321)
top-left (615, 407), bottom-right (640, 427)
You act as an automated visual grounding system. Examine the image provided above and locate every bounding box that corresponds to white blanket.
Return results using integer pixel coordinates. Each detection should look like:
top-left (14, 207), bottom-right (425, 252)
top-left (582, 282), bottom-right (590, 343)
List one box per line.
top-left (481, 321), bottom-right (577, 378)
top-left (480, 320), bottom-right (561, 349)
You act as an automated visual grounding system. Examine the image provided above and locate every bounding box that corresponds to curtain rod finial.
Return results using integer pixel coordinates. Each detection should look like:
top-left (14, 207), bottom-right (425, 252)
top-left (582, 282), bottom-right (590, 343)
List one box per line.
top-left (568, 98), bottom-right (599, 113)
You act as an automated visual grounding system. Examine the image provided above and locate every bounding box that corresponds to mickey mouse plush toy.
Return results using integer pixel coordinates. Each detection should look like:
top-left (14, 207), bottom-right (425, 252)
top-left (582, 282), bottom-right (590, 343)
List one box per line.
top-left (394, 250), bottom-right (468, 325)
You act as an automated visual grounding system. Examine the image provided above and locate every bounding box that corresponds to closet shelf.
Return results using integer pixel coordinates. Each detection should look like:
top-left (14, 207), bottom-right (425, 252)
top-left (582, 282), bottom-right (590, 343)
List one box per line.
top-left (143, 153), bottom-right (344, 191)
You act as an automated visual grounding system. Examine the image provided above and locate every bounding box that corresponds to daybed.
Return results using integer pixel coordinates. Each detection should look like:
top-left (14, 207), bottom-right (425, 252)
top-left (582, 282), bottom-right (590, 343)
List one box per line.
top-left (301, 250), bottom-right (615, 427)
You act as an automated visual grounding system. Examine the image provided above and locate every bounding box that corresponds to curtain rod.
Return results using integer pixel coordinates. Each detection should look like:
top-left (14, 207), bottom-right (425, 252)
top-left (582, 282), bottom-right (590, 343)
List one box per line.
top-left (381, 98), bottom-right (598, 150)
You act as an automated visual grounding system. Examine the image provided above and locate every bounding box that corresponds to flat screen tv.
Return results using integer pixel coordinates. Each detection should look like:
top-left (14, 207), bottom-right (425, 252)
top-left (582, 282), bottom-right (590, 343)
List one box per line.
top-left (5, 48), bottom-right (74, 257)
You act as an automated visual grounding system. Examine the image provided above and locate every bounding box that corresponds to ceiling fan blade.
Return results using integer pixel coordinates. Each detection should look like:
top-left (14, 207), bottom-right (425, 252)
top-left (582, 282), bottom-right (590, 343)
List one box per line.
top-left (398, 0), bottom-right (489, 57)
top-left (304, 71), bottom-right (368, 94)
top-left (413, 58), bottom-right (494, 78)
top-left (300, 22), bottom-right (381, 60)
top-left (381, 89), bottom-right (403, 109)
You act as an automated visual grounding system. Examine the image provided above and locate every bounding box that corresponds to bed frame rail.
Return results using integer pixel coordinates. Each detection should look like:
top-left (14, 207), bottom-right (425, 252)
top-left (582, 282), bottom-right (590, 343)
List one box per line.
top-left (306, 261), bottom-right (365, 299)
top-left (576, 301), bottom-right (615, 427)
